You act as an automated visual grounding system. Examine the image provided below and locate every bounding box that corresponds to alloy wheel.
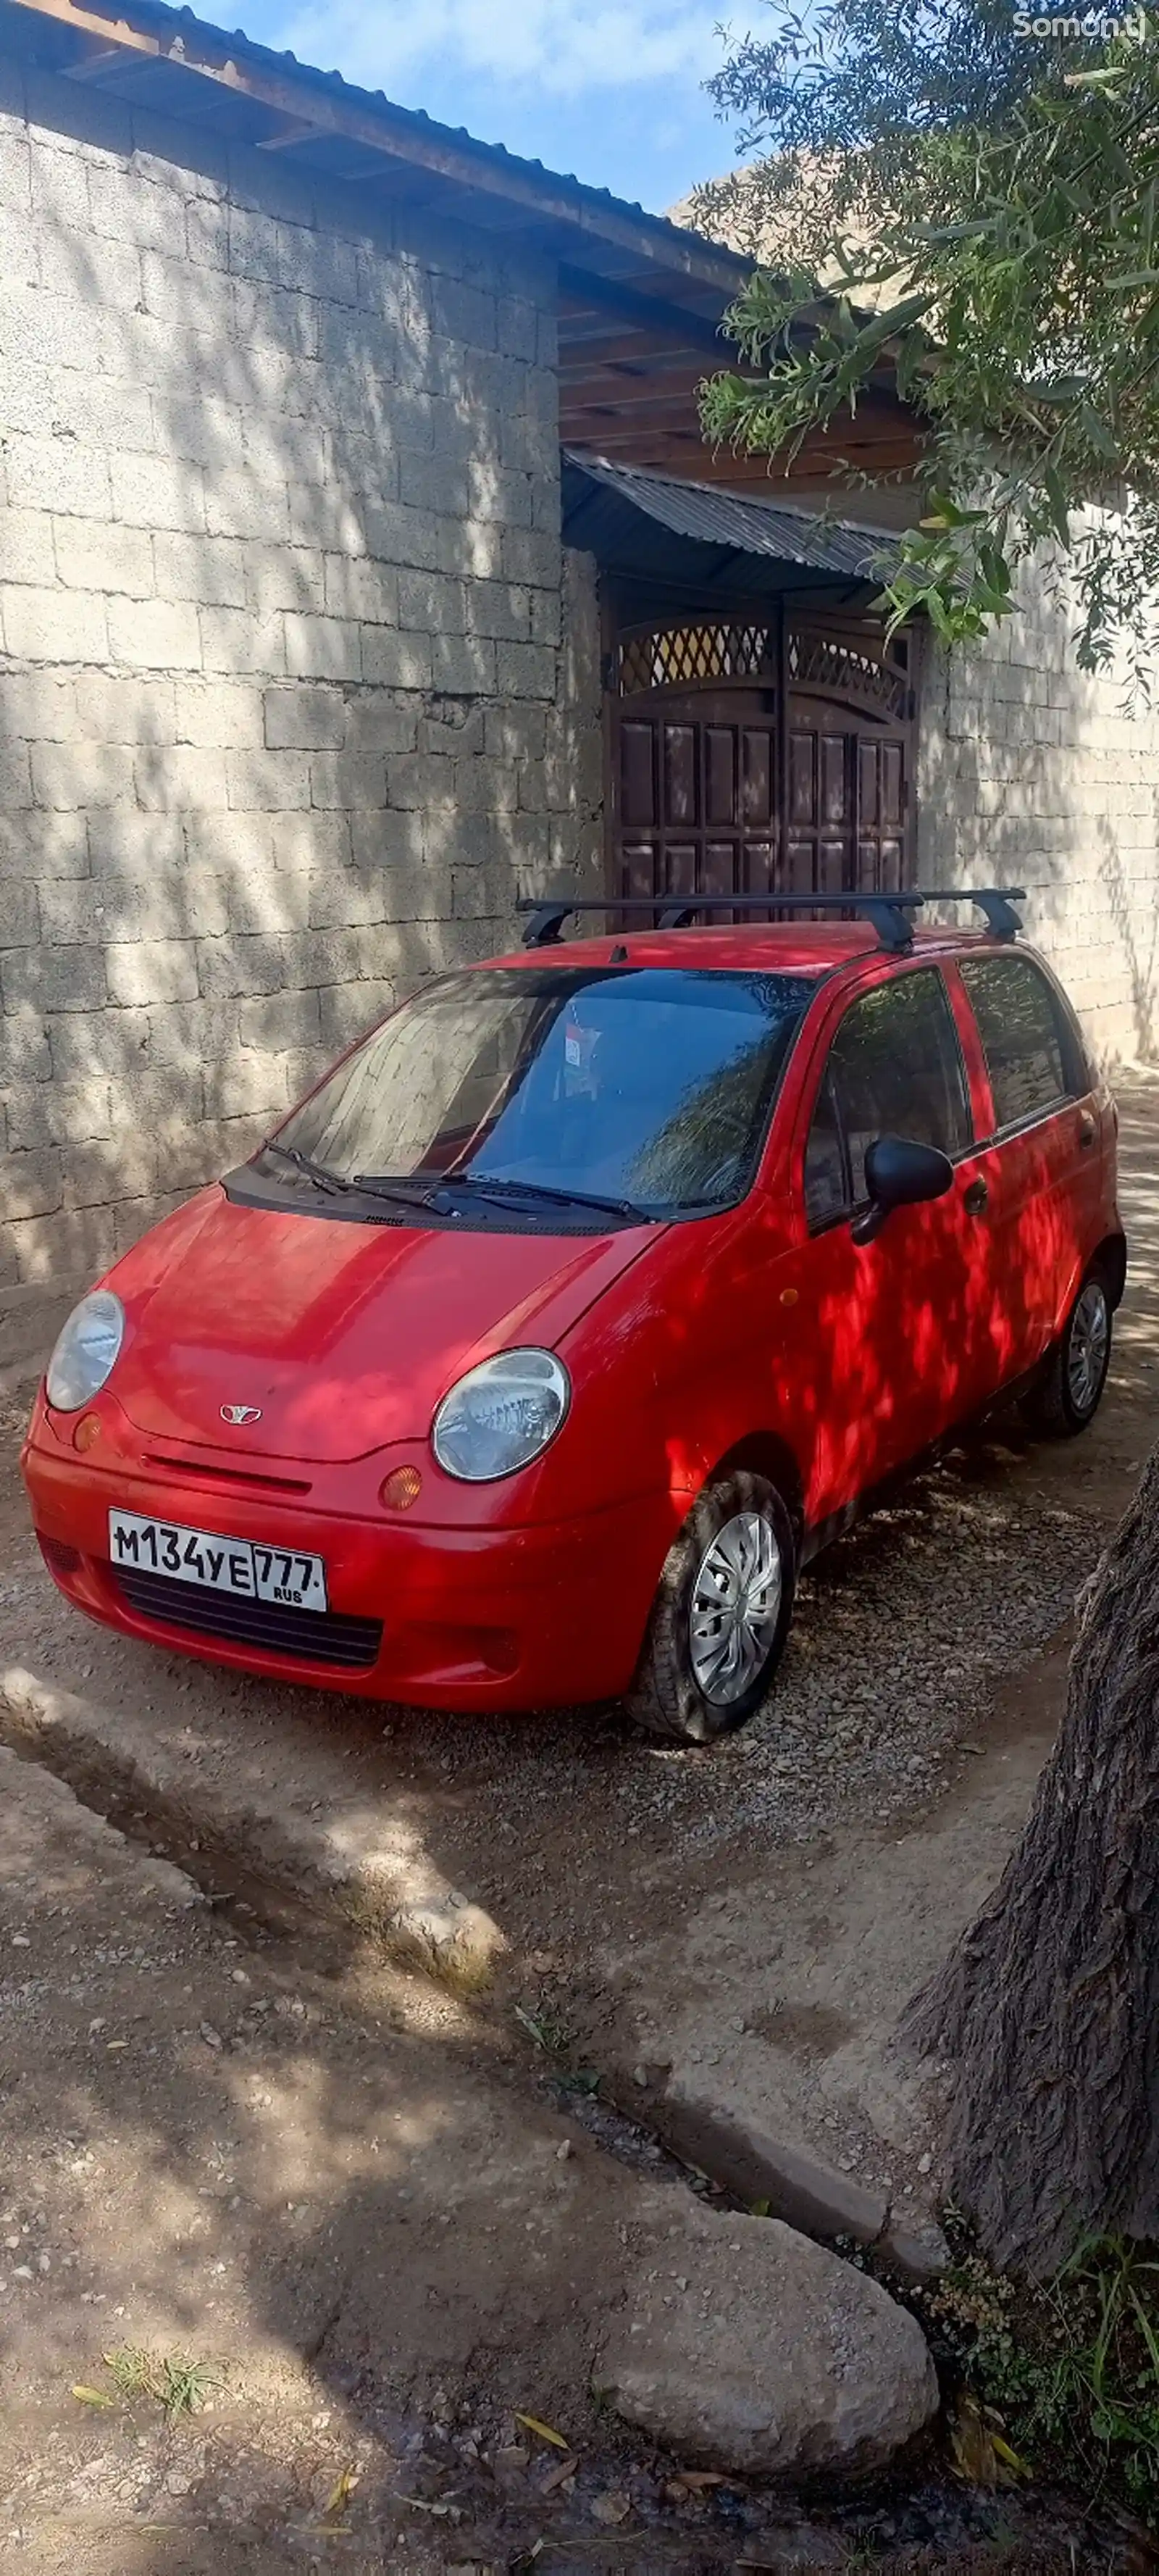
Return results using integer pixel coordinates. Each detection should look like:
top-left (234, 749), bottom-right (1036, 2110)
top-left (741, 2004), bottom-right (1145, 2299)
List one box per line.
top-left (688, 1509), bottom-right (783, 1707)
top-left (1067, 1279), bottom-right (1110, 1417)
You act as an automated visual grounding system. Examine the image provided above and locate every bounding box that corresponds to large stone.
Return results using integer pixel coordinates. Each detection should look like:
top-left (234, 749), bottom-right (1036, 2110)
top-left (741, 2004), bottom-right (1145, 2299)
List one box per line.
top-left (598, 2190), bottom-right (939, 2477)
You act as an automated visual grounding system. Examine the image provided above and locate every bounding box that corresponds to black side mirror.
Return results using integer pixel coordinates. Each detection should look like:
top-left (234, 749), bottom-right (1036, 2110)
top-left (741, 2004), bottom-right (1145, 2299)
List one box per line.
top-left (851, 1133), bottom-right (954, 1246)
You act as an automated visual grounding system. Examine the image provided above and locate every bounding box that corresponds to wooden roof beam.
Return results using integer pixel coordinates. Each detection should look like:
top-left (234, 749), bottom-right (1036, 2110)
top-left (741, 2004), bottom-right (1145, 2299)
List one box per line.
top-left (561, 368), bottom-right (766, 418)
top-left (558, 328), bottom-right (728, 375)
top-left (6, 0), bottom-right (748, 288)
top-left (61, 40), bottom-right (126, 76)
top-left (557, 262), bottom-right (735, 353)
top-left (564, 430), bottom-right (923, 477)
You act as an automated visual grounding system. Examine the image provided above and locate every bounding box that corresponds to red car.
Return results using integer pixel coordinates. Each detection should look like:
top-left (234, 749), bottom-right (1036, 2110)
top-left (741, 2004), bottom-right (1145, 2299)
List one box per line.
top-left (22, 888), bottom-right (1124, 1745)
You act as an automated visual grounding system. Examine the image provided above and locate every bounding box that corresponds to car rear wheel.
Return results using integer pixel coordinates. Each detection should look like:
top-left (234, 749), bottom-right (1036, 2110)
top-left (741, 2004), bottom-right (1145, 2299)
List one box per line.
top-left (1021, 1269), bottom-right (1113, 1438)
top-left (625, 1470), bottom-right (796, 1746)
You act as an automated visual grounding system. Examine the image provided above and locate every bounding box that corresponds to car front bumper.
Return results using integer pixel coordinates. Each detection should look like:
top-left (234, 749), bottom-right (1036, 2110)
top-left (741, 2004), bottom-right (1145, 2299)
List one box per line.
top-left (21, 1422), bottom-right (677, 1711)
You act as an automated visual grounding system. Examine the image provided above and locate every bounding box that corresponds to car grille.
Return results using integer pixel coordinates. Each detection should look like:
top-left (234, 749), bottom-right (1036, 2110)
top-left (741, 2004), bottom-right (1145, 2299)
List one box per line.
top-left (110, 1564), bottom-right (383, 1672)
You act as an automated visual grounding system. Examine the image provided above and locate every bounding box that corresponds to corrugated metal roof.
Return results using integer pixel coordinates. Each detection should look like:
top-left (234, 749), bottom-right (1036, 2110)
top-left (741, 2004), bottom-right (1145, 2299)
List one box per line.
top-left (562, 452), bottom-right (901, 580)
top-left (4, 0), bottom-right (749, 283)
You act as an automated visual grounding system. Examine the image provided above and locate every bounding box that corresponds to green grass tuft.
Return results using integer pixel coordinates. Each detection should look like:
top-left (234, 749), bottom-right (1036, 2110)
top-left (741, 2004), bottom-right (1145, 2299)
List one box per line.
top-left (927, 2232), bottom-right (1159, 2523)
top-left (103, 2345), bottom-right (222, 2422)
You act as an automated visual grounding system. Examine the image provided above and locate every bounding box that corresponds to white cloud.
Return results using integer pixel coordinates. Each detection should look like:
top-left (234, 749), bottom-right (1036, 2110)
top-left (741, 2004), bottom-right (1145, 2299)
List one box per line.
top-left (277, 0), bottom-right (722, 101)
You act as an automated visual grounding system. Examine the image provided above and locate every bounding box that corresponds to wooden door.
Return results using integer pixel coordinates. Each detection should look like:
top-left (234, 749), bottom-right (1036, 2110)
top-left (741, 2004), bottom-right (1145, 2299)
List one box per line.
top-left (619, 688), bottom-right (778, 912)
top-left (609, 611), bottom-right (914, 913)
top-left (784, 725), bottom-right (907, 896)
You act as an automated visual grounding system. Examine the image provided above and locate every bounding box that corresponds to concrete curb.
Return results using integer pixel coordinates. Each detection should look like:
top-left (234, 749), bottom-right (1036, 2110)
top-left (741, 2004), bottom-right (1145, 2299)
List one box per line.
top-left (0, 1662), bottom-right (506, 1986)
top-left (639, 2084), bottom-right (948, 2284)
top-left (0, 1737), bottom-right (203, 1912)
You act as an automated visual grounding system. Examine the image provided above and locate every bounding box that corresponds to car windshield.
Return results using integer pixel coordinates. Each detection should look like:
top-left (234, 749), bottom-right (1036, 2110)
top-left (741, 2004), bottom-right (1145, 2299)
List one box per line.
top-left (269, 965), bottom-right (817, 1220)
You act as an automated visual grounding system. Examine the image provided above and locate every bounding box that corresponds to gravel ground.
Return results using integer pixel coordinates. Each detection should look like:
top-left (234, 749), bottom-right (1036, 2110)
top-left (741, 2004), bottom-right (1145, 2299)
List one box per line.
top-left (0, 1446), bottom-right (1116, 1983)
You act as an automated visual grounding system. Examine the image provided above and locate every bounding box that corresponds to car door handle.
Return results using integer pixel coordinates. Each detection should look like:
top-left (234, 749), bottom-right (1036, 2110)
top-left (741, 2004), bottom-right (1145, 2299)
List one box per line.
top-left (963, 1177), bottom-right (989, 1217)
top-left (1078, 1111), bottom-right (1097, 1148)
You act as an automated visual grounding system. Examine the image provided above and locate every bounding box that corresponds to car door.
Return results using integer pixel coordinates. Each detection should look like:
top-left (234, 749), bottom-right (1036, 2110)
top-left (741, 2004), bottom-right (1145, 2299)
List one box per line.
top-left (787, 963), bottom-right (992, 1528)
top-left (953, 949), bottom-right (1104, 1377)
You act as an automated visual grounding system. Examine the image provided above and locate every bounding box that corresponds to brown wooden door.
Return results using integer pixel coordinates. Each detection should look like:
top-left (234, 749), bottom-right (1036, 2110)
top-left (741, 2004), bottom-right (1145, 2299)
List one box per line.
top-left (784, 714), bottom-right (907, 897)
top-left (619, 688), bottom-right (778, 911)
top-left (609, 612), bottom-right (913, 913)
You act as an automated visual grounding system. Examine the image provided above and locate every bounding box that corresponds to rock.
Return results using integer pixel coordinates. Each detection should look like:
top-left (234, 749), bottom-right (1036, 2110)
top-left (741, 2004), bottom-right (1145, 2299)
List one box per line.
top-left (878, 2206), bottom-right (950, 2284)
top-left (598, 2191), bottom-right (938, 2477)
top-left (590, 2489), bottom-right (631, 2524)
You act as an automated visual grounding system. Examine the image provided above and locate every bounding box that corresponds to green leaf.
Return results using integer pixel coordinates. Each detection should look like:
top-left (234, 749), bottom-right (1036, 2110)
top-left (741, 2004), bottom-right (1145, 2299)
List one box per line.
top-left (1064, 64), bottom-right (1130, 88)
top-left (1042, 467), bottom-right (1071, 546)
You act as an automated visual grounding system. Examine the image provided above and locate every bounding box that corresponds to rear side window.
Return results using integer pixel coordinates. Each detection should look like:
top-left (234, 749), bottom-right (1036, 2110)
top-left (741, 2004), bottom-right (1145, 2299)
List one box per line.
top-left (959, 953), bottom-right (1087, 1131)
top-left (804, 968), bottom-right (971, 1227)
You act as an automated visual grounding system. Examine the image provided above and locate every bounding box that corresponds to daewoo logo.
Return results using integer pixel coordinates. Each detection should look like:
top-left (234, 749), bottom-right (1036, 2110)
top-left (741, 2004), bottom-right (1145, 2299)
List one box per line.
top-left (220, 1404), bottom-right (262, 1425)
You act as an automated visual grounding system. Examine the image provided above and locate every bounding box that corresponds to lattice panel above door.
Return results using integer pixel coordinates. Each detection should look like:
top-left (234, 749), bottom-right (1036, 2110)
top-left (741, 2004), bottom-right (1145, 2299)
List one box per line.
top-left (619, 622), bottom-right (774, 693)
top-left (787, 630), bottom-right (908, 722)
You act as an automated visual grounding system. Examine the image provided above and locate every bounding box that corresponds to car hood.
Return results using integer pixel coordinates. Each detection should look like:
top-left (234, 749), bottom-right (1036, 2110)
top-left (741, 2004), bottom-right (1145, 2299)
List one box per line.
top-left (109, 1185), bottom-right (653, 1463)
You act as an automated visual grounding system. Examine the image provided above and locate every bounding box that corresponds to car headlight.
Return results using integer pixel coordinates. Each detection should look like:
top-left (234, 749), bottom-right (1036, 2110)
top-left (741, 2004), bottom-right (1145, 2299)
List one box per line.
top-left (432, 1348), bottom-right (569, 1483)
top-left (46, 1290), bottom-right (125, 1412)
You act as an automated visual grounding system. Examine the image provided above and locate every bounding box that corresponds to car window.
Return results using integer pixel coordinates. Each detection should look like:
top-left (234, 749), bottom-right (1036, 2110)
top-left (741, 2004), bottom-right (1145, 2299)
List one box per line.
top-left (959, 952), bottom-right (1084, 1130)
top-left (273, 964), bottom-right (818, 1220)
top-left (803, 969), bottom-right (971, 1227)
top-left (803, 1065), bottom-right (849, 1227)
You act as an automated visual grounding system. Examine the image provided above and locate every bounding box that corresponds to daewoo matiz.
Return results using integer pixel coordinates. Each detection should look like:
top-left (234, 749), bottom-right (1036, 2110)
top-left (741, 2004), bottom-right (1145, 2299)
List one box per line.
top-left (22, 887), bottom-right (1124, 1744)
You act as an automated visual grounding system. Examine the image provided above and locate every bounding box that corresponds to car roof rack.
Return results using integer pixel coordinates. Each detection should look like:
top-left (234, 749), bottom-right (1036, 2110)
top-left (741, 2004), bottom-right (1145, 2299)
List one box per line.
top-left (516, 888), bottom-right (1026, 956)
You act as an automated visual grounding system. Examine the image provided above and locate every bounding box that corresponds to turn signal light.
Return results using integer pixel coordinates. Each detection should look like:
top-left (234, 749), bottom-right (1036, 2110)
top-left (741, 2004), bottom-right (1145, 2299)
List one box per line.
top-left (73, 1414), bottom-right (101, 1452)
top-left (380, 1464), bottom-right (422, 1512)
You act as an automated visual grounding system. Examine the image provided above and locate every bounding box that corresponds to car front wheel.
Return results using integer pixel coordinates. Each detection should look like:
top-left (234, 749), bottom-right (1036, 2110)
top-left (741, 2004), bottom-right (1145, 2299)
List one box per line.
top-left (1021, 1269), bottom-right (1113, 1437)
top-left (625, 1470), bottom-right (796, 1745)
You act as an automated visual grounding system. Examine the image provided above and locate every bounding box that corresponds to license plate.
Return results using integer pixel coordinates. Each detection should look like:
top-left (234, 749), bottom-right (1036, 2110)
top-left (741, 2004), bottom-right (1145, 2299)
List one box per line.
top-left (109, 1509), bottom-right (327, 1613)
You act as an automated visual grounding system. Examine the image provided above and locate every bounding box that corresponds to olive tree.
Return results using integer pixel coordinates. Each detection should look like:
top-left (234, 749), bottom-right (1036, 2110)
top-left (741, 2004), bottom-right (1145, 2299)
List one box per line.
top-left (696, 4), bottom-right (1159, 691)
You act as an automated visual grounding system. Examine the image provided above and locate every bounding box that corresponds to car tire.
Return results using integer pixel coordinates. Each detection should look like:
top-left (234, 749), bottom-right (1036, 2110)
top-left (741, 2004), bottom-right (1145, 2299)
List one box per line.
top-left (1021, 1267), bottom-right (1113, 1438)
top-left (625, 1470), bottom-right (797, 1746)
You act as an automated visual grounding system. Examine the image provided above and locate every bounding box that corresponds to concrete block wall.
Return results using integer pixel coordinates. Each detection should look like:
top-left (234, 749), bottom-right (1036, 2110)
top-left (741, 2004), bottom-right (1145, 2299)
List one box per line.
top-left (917, 551), bottom-right (1159, 1065)
top-left (0, 60), bottom-right (603, 1322)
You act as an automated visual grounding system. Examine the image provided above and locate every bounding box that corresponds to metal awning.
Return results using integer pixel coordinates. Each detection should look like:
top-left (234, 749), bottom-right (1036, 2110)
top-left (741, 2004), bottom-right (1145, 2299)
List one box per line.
top-left (561, 451), bottom-right (903, 600)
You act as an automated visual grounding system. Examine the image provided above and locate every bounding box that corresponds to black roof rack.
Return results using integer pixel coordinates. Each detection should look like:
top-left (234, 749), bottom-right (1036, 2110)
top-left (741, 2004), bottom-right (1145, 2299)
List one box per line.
top-left (517, 888), bottom-right (1026, 956)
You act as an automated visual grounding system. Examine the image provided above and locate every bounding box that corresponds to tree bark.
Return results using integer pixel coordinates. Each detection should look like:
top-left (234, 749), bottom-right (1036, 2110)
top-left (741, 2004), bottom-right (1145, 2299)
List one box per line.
top-left (904, 1444), bottom-right (1159, 2275)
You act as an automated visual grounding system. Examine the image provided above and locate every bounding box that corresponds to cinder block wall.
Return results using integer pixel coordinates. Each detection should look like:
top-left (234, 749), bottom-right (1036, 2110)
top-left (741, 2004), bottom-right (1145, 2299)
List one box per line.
top-left (917, 554), bottom-right (1159, 1066)
top-left (0, 60), bottom-right (603, 1328)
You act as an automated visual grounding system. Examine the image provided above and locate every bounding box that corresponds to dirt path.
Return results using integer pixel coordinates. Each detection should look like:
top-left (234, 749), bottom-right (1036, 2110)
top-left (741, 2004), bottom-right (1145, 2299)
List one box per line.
top-left (4, 1733), bottom-right (1134, 2575)
top-left (0, 1737), bottom-right (668, 2572)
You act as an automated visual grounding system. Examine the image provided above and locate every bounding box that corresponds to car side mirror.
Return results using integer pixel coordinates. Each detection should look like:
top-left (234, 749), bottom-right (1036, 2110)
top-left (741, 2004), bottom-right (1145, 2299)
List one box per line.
top-left (850, 1133), bottom-right (955, 1246)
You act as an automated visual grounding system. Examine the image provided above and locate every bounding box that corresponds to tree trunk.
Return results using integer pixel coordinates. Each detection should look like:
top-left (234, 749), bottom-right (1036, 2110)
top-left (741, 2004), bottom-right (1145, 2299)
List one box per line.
top-left (904, 1444), bottom-right (1159, 2275)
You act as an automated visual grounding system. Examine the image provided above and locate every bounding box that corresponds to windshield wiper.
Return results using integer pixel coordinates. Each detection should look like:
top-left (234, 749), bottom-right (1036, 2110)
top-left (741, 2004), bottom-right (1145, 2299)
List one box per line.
top-left (435, 1175), bottom-right (649, 1225)
top-left (351, 1172), bottom-right (457, 1214)
top-left (261, 1139), bottom-right (353, 1197)
top-left (262, 1145), bottom-right (447, 1219)
top-left (266, 1143), bottom-right (647, 1226)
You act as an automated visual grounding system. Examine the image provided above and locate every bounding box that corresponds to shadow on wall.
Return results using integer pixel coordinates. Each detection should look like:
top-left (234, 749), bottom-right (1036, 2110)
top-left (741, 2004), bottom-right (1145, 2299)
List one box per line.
top-left (1100, 789), bottom-right (1159, 1063)
top-left (0, 56), bottom-right (604, 1306)
top-left (915, 587), bottom-right (1159, 1070)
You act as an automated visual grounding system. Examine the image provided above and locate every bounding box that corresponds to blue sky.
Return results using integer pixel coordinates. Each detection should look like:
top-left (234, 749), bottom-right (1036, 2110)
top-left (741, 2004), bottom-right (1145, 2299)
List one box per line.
top-left (236, 0), bottom-right (752, 216)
